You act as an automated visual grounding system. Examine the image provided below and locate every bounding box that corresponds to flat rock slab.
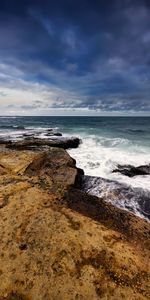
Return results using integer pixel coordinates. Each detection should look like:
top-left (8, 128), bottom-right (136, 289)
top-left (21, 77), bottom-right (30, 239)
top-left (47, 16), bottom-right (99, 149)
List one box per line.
top-left (5, 137), bottom-right (80, 150)
top-left (0, 146), bottom-right (149, 300)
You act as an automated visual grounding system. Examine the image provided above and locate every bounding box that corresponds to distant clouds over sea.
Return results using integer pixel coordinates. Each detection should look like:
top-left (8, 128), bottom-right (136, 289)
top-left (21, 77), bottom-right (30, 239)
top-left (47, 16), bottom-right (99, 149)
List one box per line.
top-left (0, 0), bottom-right (150, 115)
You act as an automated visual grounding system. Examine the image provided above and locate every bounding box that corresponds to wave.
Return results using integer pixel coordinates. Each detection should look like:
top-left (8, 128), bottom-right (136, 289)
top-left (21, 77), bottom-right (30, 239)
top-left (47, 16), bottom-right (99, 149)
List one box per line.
top-left (0, 125), bottom-right (25, 130)
top-left (0, 125), bottom-right (61, 141)
top-left (25, 126), bottom-right (59, 131)
top-left (68, 133), bottom-right (150, 192)
top-left (96, 136), bottom-right (131, 147)
top-left (127, 129), bottom-right (146, 134)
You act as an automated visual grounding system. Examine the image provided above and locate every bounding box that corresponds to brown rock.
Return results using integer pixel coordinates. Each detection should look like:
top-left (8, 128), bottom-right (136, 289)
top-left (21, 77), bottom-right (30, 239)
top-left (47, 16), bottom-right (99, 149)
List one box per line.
top-left (0, 145), bottom-right (149, 300)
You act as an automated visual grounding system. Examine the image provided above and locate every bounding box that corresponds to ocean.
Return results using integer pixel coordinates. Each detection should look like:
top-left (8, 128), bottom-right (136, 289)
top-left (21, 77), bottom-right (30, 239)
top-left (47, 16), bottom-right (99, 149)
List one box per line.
top-left (0, 116), bottom-right (150, 220)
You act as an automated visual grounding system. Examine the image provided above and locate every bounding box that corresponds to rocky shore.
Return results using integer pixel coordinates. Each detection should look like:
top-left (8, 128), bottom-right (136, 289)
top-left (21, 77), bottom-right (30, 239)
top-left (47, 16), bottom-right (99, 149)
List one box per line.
top-left (0, 135), bottom-right (81, 150)
top-left (0, 137), bottom-right (150, 300)
top-left (82, 175), bottom-right (150, 221)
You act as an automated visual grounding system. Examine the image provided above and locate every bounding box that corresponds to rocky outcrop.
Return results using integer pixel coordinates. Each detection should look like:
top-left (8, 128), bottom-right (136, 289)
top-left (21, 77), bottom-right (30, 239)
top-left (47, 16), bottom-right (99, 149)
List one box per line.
top-left (0, 145), bottom-right (149, 299)
top-left (112, 164), bottom-right (150, 177)
top-left (81, 175), bottom-right (150, 220)
top-left (5, 136), bottom-right (80, 150)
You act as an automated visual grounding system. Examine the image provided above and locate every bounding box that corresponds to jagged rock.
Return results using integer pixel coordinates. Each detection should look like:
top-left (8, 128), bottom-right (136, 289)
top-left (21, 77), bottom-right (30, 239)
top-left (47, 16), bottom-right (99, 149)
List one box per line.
top-left (0, 146), bottom-right (149, 299)
top-left (0, 147), bottom-right (82, 186)
top-left (5, 137), bottom-right (80, 150)
top-left (112, 164), bottom-right (150, 177)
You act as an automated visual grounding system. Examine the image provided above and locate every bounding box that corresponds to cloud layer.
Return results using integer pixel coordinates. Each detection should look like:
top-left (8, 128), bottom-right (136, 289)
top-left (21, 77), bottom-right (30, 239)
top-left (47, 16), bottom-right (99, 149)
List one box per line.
top-left (0, 0), bottom-right (150, 115)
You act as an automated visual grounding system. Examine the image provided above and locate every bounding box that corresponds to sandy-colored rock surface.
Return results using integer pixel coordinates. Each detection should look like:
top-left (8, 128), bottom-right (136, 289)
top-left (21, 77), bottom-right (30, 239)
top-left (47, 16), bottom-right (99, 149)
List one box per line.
top-left (0, 145), bottom-right (149, 300)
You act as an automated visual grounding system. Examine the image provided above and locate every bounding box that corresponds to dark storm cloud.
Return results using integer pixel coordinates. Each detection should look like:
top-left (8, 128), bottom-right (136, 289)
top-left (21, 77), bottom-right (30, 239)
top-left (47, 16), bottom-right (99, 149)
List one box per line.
top-left (0, 0), bottom-right (150, 113)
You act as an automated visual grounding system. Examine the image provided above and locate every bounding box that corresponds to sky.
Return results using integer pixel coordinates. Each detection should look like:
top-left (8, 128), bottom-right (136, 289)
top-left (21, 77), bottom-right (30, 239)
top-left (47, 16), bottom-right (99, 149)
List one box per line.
top-left (0, 0), bottom-right (150, 116)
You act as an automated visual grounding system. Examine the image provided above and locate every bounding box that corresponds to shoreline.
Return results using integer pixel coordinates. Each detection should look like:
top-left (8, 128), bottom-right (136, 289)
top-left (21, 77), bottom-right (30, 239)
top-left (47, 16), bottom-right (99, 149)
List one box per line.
top-left (0, 132), bottom-right (150, 222)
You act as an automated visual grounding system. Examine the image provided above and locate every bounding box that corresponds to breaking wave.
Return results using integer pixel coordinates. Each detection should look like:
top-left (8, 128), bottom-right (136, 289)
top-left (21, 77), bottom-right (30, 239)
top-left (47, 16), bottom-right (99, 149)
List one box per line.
top-left (69, 134), bottom-right (150, 189)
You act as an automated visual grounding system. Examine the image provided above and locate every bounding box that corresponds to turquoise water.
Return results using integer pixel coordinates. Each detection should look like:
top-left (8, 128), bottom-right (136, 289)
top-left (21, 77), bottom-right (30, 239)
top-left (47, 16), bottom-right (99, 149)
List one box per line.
top-left (0, 116), bottom-right (150, 147)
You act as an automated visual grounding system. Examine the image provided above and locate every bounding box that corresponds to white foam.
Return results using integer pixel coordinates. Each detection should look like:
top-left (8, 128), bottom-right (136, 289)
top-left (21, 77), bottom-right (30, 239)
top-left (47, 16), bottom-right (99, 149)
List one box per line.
top-left (25, 126), bottom-right (59, 130)
top-left (68, 133), bottom-right (150, 191)
top-left (0, 126), bottom-right (60, 141)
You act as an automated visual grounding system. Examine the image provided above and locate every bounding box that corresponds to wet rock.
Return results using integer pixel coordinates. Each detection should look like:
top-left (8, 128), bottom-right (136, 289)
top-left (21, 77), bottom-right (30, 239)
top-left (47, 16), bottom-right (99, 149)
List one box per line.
top-left (52, 132), bottom-right (62, 136)
top-left (45, 132), bottom-right (62, 137)
top-left (112, 164), bottom-right (150, 177)
top-left (46, 128), bottom-right (53, 132)
top-left (82, 175), bottom-right (150, 221)
top-left (6, 137), bottom-right (80, 150)
top-left (0, 139), bottom-right (10, 145)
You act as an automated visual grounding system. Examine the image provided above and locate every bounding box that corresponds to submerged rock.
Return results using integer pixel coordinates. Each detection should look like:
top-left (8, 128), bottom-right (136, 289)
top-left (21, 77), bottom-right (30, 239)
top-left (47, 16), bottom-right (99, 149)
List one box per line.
top-left (112, 163), bottom-right (150, 177)
top-left (45, 132), bottom-right (62, 136)
top-left (0, 145), bottom-right (149, 299)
